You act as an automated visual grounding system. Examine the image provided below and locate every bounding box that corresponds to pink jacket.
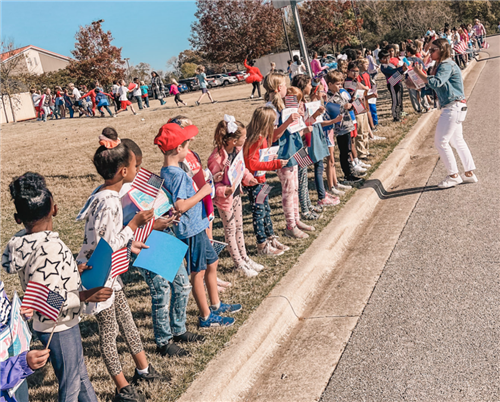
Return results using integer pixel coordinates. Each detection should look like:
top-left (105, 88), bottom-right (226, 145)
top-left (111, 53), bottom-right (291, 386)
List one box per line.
top-left (207, 147), bottom-right (254, 212)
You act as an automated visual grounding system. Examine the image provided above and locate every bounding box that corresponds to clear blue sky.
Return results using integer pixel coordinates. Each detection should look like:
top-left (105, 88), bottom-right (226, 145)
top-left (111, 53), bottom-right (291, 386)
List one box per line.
top-left (1, 1), bottom-right (198, 71)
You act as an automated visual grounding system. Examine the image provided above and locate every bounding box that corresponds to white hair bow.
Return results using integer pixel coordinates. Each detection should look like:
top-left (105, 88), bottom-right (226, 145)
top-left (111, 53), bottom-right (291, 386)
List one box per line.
top-left (337, 54), bottom-right (348, 61)
top-left (224, 114), bottom-right (238, 134)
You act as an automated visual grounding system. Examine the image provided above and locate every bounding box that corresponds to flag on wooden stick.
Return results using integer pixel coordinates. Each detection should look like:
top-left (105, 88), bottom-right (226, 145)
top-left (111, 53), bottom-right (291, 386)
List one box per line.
top-left (110, 248), bottom-right (129, 279)
top-left (132, 168), bottom-right (163, 197)
top-left (20, 282), bottom-right (65, 322)
top-left (388, 71), bottom-right (403, 86)
top-left (291, 148), bottom-right (314, 168)
top-left (134, 218), bottom-right (155, 243)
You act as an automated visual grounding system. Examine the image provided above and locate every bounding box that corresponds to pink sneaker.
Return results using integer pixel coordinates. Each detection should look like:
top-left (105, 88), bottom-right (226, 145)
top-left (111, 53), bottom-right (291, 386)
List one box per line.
top-left (318, 195), bottom-right (340, 207)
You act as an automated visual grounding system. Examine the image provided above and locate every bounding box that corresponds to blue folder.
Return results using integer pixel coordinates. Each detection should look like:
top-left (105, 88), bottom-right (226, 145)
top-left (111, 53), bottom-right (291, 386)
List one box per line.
top-left (80, 239), bottom-right (113, 290)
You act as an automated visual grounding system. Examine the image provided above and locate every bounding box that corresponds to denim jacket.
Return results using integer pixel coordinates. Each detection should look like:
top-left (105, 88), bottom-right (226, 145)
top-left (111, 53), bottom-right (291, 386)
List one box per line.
top-left (426, 58), bottom-right (465, 107)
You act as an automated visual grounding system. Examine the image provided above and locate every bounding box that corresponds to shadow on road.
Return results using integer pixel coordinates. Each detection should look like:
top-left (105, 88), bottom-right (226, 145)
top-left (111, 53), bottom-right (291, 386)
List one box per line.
top-left (363, 178), bottom-right (440, 199)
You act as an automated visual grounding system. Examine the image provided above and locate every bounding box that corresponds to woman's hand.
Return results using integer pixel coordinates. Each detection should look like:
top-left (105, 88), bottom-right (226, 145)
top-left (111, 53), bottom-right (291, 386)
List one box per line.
top-left (27, 349), bottom-right (51, 370)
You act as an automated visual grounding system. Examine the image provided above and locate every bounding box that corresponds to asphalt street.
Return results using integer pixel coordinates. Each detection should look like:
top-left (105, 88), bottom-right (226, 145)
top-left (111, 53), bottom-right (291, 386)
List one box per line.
top-left (321, 36), bottom-right (500, 402)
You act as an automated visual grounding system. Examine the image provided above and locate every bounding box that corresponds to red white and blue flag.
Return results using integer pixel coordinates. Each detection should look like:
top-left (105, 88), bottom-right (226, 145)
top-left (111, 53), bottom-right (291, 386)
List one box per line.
top-left (110, 248), bottom-right (129, 279)
top-left (210, 240), bottom-right (227, 256)
top-left (20, 282), bottom-right (65, 322)
top-left (388, 71), bottom-right (403, 86)
top-left (285, 95), bottom-right (299, 109)
top-left (291, 148), bottom-right (314, 168)
top-left (453, 41), bottom-right (468, 55)
top-left (132, 168), bottom-right (163, 198)
top-left (134, 218), bottom-right (155, 243)
top-left (482, 42), bottom-right (490, 49)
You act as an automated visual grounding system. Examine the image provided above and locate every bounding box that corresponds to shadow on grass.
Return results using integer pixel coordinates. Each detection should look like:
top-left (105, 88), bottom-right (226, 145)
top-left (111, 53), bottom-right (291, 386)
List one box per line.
top-left (363, 178), bottom-right (440, 199)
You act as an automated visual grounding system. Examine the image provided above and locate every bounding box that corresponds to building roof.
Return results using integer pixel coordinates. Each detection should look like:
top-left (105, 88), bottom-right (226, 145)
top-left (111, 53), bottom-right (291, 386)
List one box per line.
top-left (1, 45), bottom-right (72, 63)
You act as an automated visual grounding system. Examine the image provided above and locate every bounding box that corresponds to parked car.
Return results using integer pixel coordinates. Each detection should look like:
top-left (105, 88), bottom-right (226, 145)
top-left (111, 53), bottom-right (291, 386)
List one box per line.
top-left (207, 78), bottom-right (223, 88)
top-left (178, 78), bottom-right (200, 92)
top-left (228, 71), bottom-right (249, 82)
top-left (207, 74), bottom-right (238, 86)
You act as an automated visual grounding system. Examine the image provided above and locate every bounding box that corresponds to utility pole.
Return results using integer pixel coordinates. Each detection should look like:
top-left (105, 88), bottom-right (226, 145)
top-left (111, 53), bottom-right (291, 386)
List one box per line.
top-left (124, 57), bottom-right (131, 81)
top-left (281, 8), bottom-right (293, 62)
top-left (289, 0), bottom-right (312, 77)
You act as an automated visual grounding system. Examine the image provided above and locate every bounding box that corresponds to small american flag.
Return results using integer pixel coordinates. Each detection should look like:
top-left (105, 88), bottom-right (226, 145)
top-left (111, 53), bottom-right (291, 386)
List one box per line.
top-left (256, 184), bottom-right (272, 205)
top-left (132, 168), bottom-right (163, 198)
top-left (134, 218), bottom-right (155, 243)
top-left (453, 41), bottom-right (467, 55)
top-left (210, 240), bottom-right (227, 256)
top-left (291, 148), bottom-right (314, 168)
top-left (388, 71), bottom-right (403, 86)
top-left (284, 95), bottom-right (299, 109)
top-left (21, 282), bottom-right (65, 322)
top-left (110, 248), bottom-right (129, 279)
top-left (482, 42), bottom-right (489, 49)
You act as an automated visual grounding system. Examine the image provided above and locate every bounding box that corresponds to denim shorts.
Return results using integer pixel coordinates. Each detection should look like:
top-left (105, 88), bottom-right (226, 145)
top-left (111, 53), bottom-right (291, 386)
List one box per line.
top-left (181, 230), bottom-right (218, 274)
top-left (201, 88), bottom-right (208, 94)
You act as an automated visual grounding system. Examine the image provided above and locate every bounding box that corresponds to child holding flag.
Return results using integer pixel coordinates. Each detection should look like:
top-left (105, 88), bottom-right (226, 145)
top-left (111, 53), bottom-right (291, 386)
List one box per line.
top-left (207, 115), bottom-right (263, 277)
top-left (76, 127), bottom-right (166, 402)
top-left (2, 172), bottom-right (113, 402)
top-left (155, 121), bottom-right (241, 328)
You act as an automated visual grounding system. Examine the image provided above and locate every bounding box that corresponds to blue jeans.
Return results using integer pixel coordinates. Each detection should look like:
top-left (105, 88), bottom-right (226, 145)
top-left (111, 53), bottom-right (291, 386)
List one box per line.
top-left (142, 96), bottom-right (149, 107)
top-left (36, 325), bottom-right (97, 402)
top-left (314, 161), bottom-right (326, 201)
top-left (369, 103), bottom-right (379, 126)
top-left (136, 263), bottom-right (191, 347)
top-left (133, 95), bottom-right (143, 109)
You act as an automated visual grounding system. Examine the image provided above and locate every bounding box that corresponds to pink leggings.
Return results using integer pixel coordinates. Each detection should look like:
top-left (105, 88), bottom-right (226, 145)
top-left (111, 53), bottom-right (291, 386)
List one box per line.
top-left (277, 166), bottom-right (300, 229)
top-left (217, 195), bottom-right (248, 267)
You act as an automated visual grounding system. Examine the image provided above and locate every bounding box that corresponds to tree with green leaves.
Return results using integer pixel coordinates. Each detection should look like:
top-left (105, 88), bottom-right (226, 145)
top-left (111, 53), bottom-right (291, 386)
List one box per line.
top-left (180, 62), bottom-right (197, 78)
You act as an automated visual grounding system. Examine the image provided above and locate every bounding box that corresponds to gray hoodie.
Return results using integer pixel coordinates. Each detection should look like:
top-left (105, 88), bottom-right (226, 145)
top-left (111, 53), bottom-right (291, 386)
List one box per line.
top-left (1, 230), bottom-right (82, 333)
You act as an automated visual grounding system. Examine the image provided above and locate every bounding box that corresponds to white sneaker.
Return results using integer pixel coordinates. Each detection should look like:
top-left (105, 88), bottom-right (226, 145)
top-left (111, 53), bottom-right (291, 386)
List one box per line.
top-left (437, 175), bottom-right (463, 189)
top-left (355, 159), bottom-right (371, 168)
top-left (250, 95), bottom-right (254, 99)
top-left (236, 263), bottom-right (258, 277)
top-left (461, 173), bottom-right (478, 184)
top-left (370, 135), bottom-right (386, 141)
top-left (330, 187), bottom-right (345, 196)
top-left (245, 258), bottom-right (264, 272)
top-left (336, 183), bottom-right (352, 190)
top-left (257, 240), bottom-right (284, 256)
top-left (352, 164), bottom-right (367, 174)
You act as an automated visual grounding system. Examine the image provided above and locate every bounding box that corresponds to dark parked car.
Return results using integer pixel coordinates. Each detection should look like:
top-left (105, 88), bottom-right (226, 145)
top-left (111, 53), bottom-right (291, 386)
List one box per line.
top-left (178, 78), bottom-right (200, 92)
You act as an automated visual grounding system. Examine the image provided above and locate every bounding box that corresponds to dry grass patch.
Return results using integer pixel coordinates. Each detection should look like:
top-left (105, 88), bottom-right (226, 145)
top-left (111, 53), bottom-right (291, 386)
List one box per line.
top-left (1, 78), bottom-right (419, 401)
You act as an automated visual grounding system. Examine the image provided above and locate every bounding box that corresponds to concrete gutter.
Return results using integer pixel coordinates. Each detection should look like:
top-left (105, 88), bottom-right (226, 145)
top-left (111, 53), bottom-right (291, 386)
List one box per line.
top-left (179, 59), bottom-right (479, 402)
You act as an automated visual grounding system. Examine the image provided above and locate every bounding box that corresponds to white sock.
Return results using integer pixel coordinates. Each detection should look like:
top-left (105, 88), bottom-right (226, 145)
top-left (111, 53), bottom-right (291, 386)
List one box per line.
top-left (136, 365), bottom-right (149, 375)
top-left (211, 302), bottom-right (221, 310)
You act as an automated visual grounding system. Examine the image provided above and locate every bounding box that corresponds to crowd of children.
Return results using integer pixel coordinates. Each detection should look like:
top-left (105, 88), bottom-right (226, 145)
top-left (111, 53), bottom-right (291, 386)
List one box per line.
top-left (4, 20), bottom-right (483, 402)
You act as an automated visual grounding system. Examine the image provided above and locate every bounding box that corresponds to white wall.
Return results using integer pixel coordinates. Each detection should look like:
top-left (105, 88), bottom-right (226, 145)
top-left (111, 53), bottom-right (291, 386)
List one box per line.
top-left (254, 50), bottom-right (301, 76)
top-left (0, 93), bottom-right (36, 124)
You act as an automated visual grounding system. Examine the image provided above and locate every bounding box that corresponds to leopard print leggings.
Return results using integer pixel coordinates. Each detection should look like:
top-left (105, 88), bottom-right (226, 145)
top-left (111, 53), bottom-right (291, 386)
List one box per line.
top-left (95, 289), bottom-right (144, 377)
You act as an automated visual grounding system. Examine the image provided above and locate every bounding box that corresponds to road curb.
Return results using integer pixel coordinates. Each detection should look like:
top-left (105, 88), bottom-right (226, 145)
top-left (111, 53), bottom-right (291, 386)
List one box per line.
top-left (179, 59), bottom-right (479, 402)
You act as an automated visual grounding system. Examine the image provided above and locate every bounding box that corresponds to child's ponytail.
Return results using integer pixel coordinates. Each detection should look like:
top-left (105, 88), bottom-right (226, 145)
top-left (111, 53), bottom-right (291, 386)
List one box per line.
top-left (213, 115), bottom-right (245, 154)
top-left (263, 73), bottom-right (286, 112)
top-left (93, 127), bottom-right (131, 180)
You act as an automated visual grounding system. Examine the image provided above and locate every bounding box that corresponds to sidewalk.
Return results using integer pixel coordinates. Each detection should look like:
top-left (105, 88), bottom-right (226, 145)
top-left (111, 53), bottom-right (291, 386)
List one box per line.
top-left (322, 36), bottom-right (500, 402)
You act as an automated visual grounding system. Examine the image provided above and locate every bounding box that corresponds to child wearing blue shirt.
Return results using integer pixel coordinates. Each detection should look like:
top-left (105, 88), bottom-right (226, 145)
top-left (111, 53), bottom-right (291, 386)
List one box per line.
top-left (154, 122), bottom-right (241, 328)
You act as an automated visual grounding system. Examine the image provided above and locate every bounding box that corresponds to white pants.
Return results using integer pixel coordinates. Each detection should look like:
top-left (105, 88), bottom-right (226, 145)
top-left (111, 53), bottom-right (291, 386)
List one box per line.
top-left (434, 101), bottom-right (476, 175)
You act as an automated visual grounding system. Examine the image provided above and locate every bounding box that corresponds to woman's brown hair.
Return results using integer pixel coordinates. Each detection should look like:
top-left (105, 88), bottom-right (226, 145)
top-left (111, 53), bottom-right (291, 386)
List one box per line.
top-left (244, 106), bottom-right (277, 156)
top-left (432, 38), bottom-right (452, 63)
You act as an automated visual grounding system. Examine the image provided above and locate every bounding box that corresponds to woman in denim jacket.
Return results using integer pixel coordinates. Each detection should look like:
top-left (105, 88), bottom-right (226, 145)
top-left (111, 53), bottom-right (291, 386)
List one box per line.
top-left (414, 38), bottom-right (477, 189)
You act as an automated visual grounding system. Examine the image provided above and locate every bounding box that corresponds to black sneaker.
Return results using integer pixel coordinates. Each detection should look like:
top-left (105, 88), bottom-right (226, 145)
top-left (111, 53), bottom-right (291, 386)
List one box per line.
top-left (157, 341), bottom-right (190, 357)
top-left (131, 364), bottom-right (170, 386)
top-left (173, 331), bottom-right (206, 343)
top-left (341, 175), bottom-right (363, 185)
top-left (113, 385), bottom-right (145, 402)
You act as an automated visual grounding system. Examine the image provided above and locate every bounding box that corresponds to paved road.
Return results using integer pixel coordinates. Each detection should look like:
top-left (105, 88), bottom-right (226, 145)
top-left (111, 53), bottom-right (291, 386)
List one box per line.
top-left (322, 37), bottom-right (500, 401)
